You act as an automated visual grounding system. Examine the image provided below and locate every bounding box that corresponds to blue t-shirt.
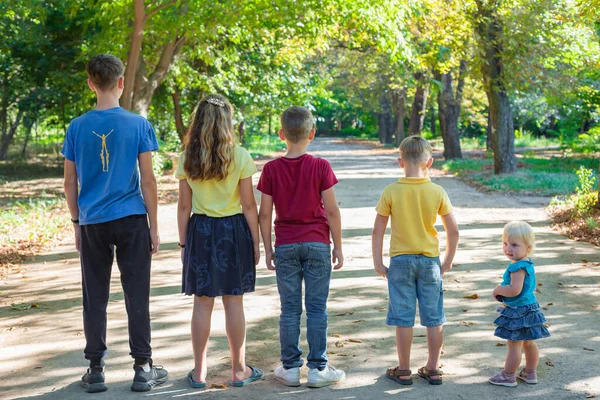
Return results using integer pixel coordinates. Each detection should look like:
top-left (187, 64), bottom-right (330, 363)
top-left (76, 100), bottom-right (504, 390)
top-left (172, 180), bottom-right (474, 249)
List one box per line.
top-left (500, 259), bottom-right (537, 306)
top-left (61, 107), bottom-right (159, 225)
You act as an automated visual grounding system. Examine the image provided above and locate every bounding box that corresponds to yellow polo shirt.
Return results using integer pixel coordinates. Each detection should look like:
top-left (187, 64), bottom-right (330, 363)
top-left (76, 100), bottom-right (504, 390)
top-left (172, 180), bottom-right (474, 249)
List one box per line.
top-left (175, 146), bottom-right (257, 217)
top-left (375, 177), bottom-right (452, 257)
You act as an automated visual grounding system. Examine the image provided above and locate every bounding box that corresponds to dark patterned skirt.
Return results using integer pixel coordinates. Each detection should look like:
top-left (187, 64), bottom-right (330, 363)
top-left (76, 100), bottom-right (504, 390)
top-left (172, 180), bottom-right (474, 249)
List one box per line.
top-left (494, 302), bottom-right (550, 341)
top-left (182, 214), bottom-right (255, 297)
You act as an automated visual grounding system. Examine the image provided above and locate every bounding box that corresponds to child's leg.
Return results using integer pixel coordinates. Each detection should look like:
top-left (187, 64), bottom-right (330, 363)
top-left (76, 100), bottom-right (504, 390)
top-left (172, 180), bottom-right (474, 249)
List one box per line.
top-left (504, 340), bottom-right (524, 374)
top-left (191, 295), bottom-right (214, 382)
top-left (425, 325), bottom-right (443, 377)
top-left (275, 245), bottom-right (304, 369)
top-left (303, 243), bottom-right (333, 370)
top-left (523, 340), bottom-right (539, 371)
top-left (396, 327), bottom-right (413, 374)
top-left (222, 294), bottom-right (253, 381)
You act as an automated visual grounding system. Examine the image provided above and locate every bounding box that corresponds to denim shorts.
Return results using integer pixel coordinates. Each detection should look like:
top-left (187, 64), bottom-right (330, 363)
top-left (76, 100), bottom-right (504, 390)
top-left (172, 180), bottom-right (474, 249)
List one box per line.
top-left (386, 254), bottom-right (446, 327)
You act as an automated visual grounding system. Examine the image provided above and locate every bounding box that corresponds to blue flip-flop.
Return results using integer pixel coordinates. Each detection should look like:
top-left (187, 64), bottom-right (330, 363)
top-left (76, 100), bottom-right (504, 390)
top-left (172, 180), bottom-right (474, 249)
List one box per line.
top-left (231, 365), bottom-right (264, 387)
top-left (187, 370), bottom-right (206, 388)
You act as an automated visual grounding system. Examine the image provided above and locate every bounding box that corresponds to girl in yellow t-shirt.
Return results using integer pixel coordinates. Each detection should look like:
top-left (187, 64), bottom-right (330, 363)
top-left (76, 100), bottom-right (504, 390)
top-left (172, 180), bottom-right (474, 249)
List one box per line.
top-left (176, 94), bottom-right (263, 388)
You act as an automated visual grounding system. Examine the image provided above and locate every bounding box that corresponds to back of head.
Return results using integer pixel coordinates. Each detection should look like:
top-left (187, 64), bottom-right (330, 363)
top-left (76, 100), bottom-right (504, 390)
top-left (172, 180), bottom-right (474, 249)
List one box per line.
top-left (86, 54), bottom-right (124, 91)
top-left (281, 106), bottom-right (314, 143)
top-left (184, 94), bottom-right (235, 181)
top-left (399, 135), bottom-right (432, 165)
top-left (503, 221), bottom-right (535, 255)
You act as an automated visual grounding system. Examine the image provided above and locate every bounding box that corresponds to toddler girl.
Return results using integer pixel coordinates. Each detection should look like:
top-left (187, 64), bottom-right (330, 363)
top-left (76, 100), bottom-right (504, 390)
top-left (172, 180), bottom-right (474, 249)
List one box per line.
top-left (489, 221), bottom-right (550, 387)
top-left (176, 94), bottom-right (263, 388)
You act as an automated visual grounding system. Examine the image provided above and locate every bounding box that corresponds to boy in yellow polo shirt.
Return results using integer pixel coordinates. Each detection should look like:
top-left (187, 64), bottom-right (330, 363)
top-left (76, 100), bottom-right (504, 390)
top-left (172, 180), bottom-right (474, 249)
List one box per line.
top-left (372, 136), bottom-right (459, 386)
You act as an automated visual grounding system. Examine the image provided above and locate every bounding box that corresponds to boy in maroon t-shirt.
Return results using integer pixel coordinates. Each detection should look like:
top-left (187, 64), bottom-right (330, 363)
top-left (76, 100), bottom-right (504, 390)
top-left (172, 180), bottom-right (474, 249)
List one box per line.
top-left (258, 106), bottom-right (345, 388)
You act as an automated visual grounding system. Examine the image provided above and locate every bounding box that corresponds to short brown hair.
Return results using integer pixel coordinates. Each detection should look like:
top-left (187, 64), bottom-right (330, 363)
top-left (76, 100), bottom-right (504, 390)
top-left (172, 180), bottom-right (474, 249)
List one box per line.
top-left (281, 106), bottom-right (314, 143)
top-left (399, 135), bottom-right (432, 165)
top-left (86, 54), bottom-right (124, 91)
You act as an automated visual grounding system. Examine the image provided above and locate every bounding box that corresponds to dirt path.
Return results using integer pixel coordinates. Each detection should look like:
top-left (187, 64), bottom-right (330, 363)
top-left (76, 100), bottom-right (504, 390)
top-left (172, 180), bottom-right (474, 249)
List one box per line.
top-left (1, 138), bottom-right (599, 400)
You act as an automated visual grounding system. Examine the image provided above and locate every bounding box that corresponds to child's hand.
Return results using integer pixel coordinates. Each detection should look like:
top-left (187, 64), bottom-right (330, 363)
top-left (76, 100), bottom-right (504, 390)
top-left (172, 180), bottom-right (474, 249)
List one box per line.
top-left (265, 249), bottom-right (275, 270)
top-left (440, 260), bottom-right (452, 276)
top-left (332, 247), bottom-right (344, 270)
top-left (180, 248), bottom-right (185, 265)
top-left (73, 223), bottom-right (81, 252)
top-left (492, 285), bottom-right (503, 302)
top-left (374, 263), bottom-right (388, 279)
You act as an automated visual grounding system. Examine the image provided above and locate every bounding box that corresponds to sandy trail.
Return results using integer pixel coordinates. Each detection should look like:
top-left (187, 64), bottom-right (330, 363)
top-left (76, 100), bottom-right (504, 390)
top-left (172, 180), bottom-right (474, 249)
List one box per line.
top-left (1, 138), bottom-right (599, 400)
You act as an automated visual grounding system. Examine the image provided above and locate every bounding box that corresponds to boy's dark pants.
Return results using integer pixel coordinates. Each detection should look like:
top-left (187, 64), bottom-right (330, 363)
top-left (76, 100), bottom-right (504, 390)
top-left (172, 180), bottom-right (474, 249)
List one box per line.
top-left (80, 214), bottom-right (152, 366)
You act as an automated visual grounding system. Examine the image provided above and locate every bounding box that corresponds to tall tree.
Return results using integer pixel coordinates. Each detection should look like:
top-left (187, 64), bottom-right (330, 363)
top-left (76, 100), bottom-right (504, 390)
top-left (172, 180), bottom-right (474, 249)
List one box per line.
top-left (434, 60), bottom-right (466, 159)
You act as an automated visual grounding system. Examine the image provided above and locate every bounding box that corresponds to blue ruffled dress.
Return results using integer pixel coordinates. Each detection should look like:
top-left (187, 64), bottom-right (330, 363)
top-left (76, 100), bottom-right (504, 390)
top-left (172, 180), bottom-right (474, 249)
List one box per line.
top-left (494, 259), bottom-right (550, 341)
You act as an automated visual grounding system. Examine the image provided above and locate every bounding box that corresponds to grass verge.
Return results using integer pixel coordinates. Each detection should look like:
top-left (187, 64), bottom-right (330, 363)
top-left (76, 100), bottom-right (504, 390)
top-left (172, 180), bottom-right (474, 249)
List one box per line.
top-left (244, 134), bottom-right (287, 158)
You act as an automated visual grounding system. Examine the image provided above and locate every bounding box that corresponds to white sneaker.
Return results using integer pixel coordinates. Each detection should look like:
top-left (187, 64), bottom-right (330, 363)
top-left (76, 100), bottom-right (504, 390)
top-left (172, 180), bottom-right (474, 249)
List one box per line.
top-left (307, 364), bottom-right (345, 388)
top-left (274, 365), bottom-right (301, 387)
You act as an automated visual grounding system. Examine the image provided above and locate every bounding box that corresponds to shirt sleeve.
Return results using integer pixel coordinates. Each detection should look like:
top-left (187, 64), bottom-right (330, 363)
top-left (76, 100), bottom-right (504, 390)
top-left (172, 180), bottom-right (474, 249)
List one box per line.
top-left (239, 147), bottom-right (257, 179)
top-left (139, 121), bottom-right (159, 154)
top-left (320, 159), bottom-right (338, 192)
top-left (375, 187), bottom-right (391, 216)
top-left (174, 152), bottom-right (187, 180)
top-left (256, 162), bottom-right (271, 195)
top-left (507, 261), bottom-right (531, 274)
top-left (61, 124), bottom-right (75, 161)
top-left (438, 188), bottom-right (453, 216)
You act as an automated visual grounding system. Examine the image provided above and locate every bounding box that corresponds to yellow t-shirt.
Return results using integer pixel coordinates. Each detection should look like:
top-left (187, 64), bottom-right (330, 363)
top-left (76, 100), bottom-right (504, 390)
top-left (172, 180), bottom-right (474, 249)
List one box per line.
top-left (175, 146), bottom-right (257, 217)
top-left (375, 177), bottom-right (452, 258)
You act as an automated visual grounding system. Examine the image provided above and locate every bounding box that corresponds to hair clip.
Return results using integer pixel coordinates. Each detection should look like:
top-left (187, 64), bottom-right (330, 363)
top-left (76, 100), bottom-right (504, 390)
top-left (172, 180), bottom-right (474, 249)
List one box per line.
top-left (206, 97), bottom-right (225, 107)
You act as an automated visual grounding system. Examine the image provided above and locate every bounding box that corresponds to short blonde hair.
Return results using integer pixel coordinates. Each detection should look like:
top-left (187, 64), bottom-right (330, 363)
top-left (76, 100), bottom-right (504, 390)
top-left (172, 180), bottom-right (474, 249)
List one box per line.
top-left (503, 221), bottom-right (535, 255)
top-left (399, 135), bottom-right (432, 165)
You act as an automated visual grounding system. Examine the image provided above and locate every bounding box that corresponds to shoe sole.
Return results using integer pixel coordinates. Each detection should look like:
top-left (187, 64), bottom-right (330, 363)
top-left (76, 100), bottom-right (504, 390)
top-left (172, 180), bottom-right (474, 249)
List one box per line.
top-left (307, 379), bottom-right (344, 388)
top-left (131, 376), bottom-right (168, 392)
top-left (274, 375), bottom-right (301, 387)
top-left (517, 376), bottom-right (538, 384)
top-left (81, 382), bottom-right (108, 393)
top-left (489, 379), bottom-right (517, 387)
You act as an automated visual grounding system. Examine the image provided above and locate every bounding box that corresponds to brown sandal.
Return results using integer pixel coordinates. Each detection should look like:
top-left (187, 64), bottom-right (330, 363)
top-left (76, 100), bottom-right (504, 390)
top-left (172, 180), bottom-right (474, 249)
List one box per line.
top-left (386, 366), bottom-right (413, 385)
top-left (418, 366), bottom-right (443, 385)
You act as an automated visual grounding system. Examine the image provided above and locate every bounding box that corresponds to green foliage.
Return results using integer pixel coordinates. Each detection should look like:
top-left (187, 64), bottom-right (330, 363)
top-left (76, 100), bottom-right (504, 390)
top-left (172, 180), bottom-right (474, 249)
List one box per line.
top-left (573, 166), bottom-right (598, 216)
top-left (243, 134), bottom-right (287, 158)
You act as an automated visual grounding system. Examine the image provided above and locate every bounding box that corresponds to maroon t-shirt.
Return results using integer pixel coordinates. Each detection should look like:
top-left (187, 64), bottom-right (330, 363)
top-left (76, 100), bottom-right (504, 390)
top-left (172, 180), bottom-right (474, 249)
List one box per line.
top-left (257, 154), bottom-right (338, 246)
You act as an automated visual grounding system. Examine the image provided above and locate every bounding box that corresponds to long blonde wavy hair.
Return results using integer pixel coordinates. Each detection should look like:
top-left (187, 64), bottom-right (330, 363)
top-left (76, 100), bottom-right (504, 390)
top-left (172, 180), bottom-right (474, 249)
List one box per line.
top-left (184, 94), bottom-right (235, 181)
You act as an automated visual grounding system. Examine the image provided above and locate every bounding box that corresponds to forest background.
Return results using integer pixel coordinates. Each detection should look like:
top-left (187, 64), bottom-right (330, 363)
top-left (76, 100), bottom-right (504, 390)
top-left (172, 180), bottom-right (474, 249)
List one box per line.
top-left (1, 0), bottom-right (599, 268)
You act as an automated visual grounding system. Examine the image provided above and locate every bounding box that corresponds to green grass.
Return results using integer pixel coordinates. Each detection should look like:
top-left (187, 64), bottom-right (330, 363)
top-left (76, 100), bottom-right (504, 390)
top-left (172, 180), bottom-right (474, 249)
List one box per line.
top-left (244, 135), bottom-right (287, 158)
top-left (440, 154), bottom-right (598, 196)
top-left (457, 134), bottom-right (561, 150)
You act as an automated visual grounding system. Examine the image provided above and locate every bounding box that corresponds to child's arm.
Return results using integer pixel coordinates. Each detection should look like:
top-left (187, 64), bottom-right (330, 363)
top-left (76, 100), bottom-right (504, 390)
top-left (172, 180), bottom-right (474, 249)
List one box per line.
top-left (493, 270), bottom-right (526, 299)
top-left (322, 187), bottom-right (343, 269)
top-left (240, 177), bottom-right (260, 265)
top-left (63, 160), bottom-right (81, 251)
top-left (139, 151), bottom-right (159, 254)
top-left (177, 179), bottom-right (192, 264)
top-left (372, 213), bottom-right (389, 278)
top-left (440, 211), bottom-right (459, 276)
top-left (258, 193), bottom-right (275, 270)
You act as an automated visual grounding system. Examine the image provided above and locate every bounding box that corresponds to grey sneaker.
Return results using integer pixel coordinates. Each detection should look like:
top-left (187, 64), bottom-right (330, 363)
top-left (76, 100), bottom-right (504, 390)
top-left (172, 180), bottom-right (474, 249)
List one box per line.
top-left (274, 365), bottom-right (301, 387)
top-left (517, 368), bottom-right (538, 384)
top-left (81, 366), bottom-right (108, 393)
top-left (131, 361), bottom-right (168, 392)
top-left (307, 364), bottom-right (345, 388)
top-left (489, 370), bottom-right (517, 387)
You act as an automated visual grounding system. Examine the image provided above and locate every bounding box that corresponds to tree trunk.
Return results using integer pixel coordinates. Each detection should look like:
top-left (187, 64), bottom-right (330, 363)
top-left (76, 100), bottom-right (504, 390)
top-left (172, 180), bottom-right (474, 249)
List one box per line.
top-left (237, 120), bottom-right (246, 145)
top-left (429, 105), bottom-right (436, 136)
top-left (392, 87), bottom-right (406, 146)
top-left (486, 111), bottom-right (493, 151)
top-left (21, 117), bottom-right (34, 157)
top-left (476, 1), bottom-right (516, 174)
top-left (433, 61), bottom-right (465, 160)
top-left (408, 72), bottom-right (429, 136)
top-left (378, 93), bottom-right (393, 144)
top-left (0, 108), bottom-right (24, 161)
top-left (121, 0), bottom-right (146, 111)
top-left (172, 86), bottom-right (186, 143)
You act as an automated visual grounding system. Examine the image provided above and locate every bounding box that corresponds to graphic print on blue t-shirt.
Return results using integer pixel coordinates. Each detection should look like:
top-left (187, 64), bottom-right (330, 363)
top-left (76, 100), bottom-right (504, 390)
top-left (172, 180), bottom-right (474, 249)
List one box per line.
top-left (92, 129), bottom-right (114, 172)
top-left (61, 107), bottom-right (159, 225)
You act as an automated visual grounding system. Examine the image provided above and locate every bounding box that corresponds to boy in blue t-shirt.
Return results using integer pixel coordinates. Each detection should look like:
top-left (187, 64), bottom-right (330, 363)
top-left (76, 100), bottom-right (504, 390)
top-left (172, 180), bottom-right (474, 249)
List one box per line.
top-left (62, 54), bottom-right (167, 393)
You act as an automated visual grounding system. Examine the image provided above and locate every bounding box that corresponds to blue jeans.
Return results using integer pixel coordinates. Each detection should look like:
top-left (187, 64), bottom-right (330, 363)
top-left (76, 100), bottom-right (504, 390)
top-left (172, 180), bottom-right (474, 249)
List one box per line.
top-left (386, 254), bottom-right (446, 327)
top-left (274, 242), bottom-right (332, 370)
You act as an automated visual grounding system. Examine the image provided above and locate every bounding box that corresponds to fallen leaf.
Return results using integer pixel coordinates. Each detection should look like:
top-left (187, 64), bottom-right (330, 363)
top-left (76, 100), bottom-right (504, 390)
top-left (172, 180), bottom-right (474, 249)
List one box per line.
top-left (547, 302), bottom-right (554, 306)
top-left (327, 351), bottom-right (337, 354)
top-left (414, 334), bottom-right (426, 337)
top-left (209, 383), bottom-right (226, 390)
top-left (545, 357), bottom-right (555, 367)
top-left (537, 283), bottom-right (543, 286)
top-left (542, 307), bottom-right (548, 310)
top-left (454, 279), bottom-right (460, 283)
top-left (585, 395), bottom-right (596, 398)
top-left (535, 288), bottom-right (542, 294)
top-left (333, 312), bottom-right (354, 317)
top-left (463, 294), bottom-right (479, 299)
top-left (352, 319), bottom-right (366, 323)
top-left (584, 347), bottom-right (595, 351)
top-left (33, 366), bottom-right (43, 369)
top-left (582, 259), bottom-right (589, 262)
top-left (335, 341), bottom-right (345, 348)
top-left (467, 269), bottom-right (472, 273)
top-left (496, 343), bottom-right (506, 347)
top-left (348, 338), bottom-right (362, 343)
top-left (336, 353), bottom-right (348, 357)
top-left (378, 307), bottom-right (387, 312)
top-left (557, 282), bottom-right (563, 286)
top-left (462, 309), bottom-right (469, 312)
top-left (331, 333), bottom-right (342, 338)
